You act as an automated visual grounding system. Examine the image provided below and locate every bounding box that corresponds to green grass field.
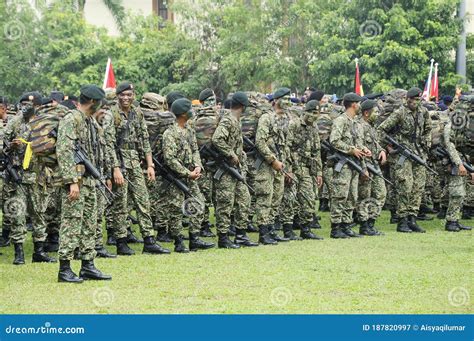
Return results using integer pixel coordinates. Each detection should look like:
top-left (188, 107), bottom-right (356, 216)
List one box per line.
top-left (0, 212), bottom-right (472, 314)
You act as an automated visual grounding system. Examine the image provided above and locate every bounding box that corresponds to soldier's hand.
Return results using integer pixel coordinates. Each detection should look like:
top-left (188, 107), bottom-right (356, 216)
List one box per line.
top-left (378, 150), bottom-right (387, 165)
top-left (351, 148), bottom-right (365, 159)
top-left (230, 155), bottom-right (240, 166)
top-left (10, 139), bottom-right (22, 148)
top-left (362, 148), bottom-right (372, 158)
top-left (271, 159), bottom-right (284, 171)
top-left (189, 169), bottom-right (201, 180)
top-left (68, 183), bottom-right (80, 201)
top-left (455, 87), bottom-right (462, 99)
top-left (284, 172), bottom-right (294, 184)
top-left (194, 166), bottom-right (202, 176)
top-left (147, 166), bottom-right (155, 181)
top-left (106, 179), bottom-right (112, 191)
top-left (458, 164), bottom-right (468, 176)
top-left (361, 170), bottom-right (370, 181)
top-left (113, 167), bottom-right (125, 186)
top-left (316, 176), bottom-right (323, 188)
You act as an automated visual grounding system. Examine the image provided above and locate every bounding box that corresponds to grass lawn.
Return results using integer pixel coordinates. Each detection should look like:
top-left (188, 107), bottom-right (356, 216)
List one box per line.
top-left (0, 211), bottom-right (472, 314)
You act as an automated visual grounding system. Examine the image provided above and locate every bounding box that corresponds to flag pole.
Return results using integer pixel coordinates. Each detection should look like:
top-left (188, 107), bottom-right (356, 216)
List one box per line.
top-left (103, 57), bottom-right (111, 89)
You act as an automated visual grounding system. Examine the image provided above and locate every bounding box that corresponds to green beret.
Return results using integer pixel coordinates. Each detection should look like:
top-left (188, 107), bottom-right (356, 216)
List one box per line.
top-left (199, 88), bottom-right (214, 102)
top-left (343, 92), bottom-right (363, 103)
top-left (116, 82), bottom-right (134, 95)
top-left (305, 100), bottom-right (320, 112)
top-left (166, 91), bottom-right (185, 106)
top-left (171, 98), bottom-right (192, 116)
top-left (273, 87), bottom-right (291, 100)
top-left (407, 87), bottom-right (422, 98)
top-left (80, 85), bottom-right (105, 101)
top-left (361, 99), bottom-right (376, 112)
top-left (231, 92), bottom-right (249, 107)
top-left (50, 91), bottom-right (64, 103)
top-left (19, 91), bottom-right (42, 105)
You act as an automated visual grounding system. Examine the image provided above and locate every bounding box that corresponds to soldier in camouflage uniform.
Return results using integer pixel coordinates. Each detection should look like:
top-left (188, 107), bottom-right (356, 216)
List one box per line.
top-left (0, 96), bottom-right (10, 250)
top-left (357, 99), bottom-right (386, 236)
top-left (442, 95), bottom-right (473, 231)
top-left (211, 92), bottom-right (258, 248)
top-left (378, 87), bottom-right (432, 233)
top-left (329, 93), bottom-right (370, 238)
top-left (161, 98), bottom-right (215, 252)
top-left (105, 82), bottom-right (169, 256)
top-left (56, 85), bottom-right (111, 282)
top-left (4, 92), bottom-right (56, 265)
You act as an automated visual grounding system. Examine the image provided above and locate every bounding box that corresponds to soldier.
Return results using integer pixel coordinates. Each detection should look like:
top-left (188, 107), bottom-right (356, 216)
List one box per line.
top-left (4, 92), bottom-right (56, 264)
top-left (442, 96), bottom-right (473, 231)
top-left (105, 82), bottom-right (169, 256)
top-left (378, 87), bottom-right (432, 233)
top-left (162, 98), bottom-right (215, 252)
top-left (0, 96), bottom-right (10, 249)
top-left (55, 85), bottom-right (111, 282)
top-left (211, 91), bottom-right (258, 248)
top-left (357, 99), bottom-right (386, 235)
top-left (329, 92), bottom-right (370, 238)
top-left (291, 100), bottom-right (324, 240)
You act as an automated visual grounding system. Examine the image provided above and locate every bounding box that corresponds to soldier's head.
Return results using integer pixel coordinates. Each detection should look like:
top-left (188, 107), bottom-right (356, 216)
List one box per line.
top-left (343, 92), bottom-right (363, 115)
top-left (360, 99), bottom-right (377, 123)
top-left (230, 92), bottom-right (249, 115)
top-left (116, 82), bottom-right (135, 110)
top-left (273, 87), bottom-right (291, 111)
top-left (171, 98), bottom-right (193, 126)
top-left (0, 96), bottom-right (8, 119)
top-left (308, 90), bottom-right (325, 104)
top-left (50, 91), bottom-right (64, 107)
top-left (78, 85), bottom-right (105, 116)
top-left (406, 87), bottom-right (422, 111)
top-left (166, 91), bottom-right (185, 109)
top-left (304, 100), bottom-right (320, 124)
top-left (18, 92), bottom-right (42, 119)
top-left (199, 88), bottom-right (216, 107)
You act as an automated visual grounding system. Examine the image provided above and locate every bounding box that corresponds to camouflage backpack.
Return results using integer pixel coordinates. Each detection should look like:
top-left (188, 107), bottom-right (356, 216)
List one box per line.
top-left (145, 111), bottom-right (176, 153)
top-left (241, 92), bottom-right (273, 139)
top-left (140, 92), bottom-right (167, 112)
top-left (317, 103), bottom-right (343, 141)
top-left (194, 106), bottom-right (220, 147)
top-left (429, 110), bottom-right (450, 147)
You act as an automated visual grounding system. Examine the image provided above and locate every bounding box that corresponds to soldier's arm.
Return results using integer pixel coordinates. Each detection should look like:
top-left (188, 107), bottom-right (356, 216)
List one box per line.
top-left (421, 108), bottom-right (432, 150)
top-left (138, 109), bottom-right (152, 157)
top-left (442, 122), bottom-right (462, 166)
top-left (313, 128), bottom-right (323, 177)
top-left (57, 114), bottom-right (79, 184)
top-left (162, 128), bottom-right (192, 177)
top-left (103, 113), bottom-right (120, 169)
top-left (190, 128), bottom-right (203, 169)
top-left (377, 109), bottom-right (401, 136)
top-left (329, 117), bottom-right (355, 154)
top-left (255, 113), bottom-right (277, 164)
top-left (212, 116), bottom-right (237, 160)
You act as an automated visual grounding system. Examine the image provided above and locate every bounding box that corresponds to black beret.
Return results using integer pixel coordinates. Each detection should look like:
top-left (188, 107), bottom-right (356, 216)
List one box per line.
top-left (223, 99), bottom-right (232, 109)
top-left (0, 96), bottom-right (8, 105)
top-left (309, 90), bottom-right (325, 101)
top-left (442, 95), bottom-right (453, 103)
top-left (166, 91), bottom-right (185, 106)
top-left (361, 99), bottom-right (376, 111)
top-left (116, 82), bottom-right (134, 95)
top-left (343, 92), bottom-right (363, 102)
top-left (60, 99), bottom-right (77, 110)
top-left (19, 91), bottom-right (42, 106)
top-left (171, 98), bottom-right (192, 116)
top-left (199, 88), bottom-right (214, 102)
top-left (365, 93), bottom-right (384, 100)
top-left (80, 85), bottom-right (105, 101)
top-left (68, 95), bottom-right (78, 102)
top-left (50, 91), bottom-right (64, 102)
top-left (41, 97), bottom-right (53, 106)
top-left (273, 87), bottom-right (291, 100)
top-left (305, 100), bottom-right (320, 112)
top-left (406, 87), bottom-right (422, 98)
top-left (231, 92), bottom-right (249, 107)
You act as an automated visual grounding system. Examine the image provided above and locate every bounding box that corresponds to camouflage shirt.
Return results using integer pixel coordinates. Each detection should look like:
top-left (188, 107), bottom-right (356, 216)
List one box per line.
top-left (212, 110), bottom-right (244, 162)
top-left (293, 116), bottom-right (323, 177)
top-left (255, 110), bottom-right (291, 166)
top-left (357, 117), bottom-right (384, 167)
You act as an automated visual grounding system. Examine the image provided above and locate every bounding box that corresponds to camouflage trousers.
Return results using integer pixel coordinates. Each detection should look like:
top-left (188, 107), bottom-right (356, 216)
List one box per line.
top-left (214, 172), bottom-right (250, 233)
top-left (198, 167), bottom-right (213, 224)
top-left (357, 174), bottom-right (387, 221)
top-left (158, 178), bottom-right (204, 237)
top-left (330, 165), bottom-right (358, 224)
top-left (58, 182), bottom-right (97, 261)
top-left (246, 157), bottom-right (257, 220)
top-left (279, 174), bottom-right (298, 225)
top-left (464, 179), bottom-right (474, 207)
top-left (295, 166), bottom-right (316, 225)
top-left (5, 182), bottom-right (47, 244)
top-left (390, 156), bottom-right (427, 218)
top-left (254, 162), bottom-right (280, 226)
top-left (111, 166), bottom-right (154, 239)
top-left (446, 173), bottom-right (466, 222)
top-left (321, 164), bottom-right (333, 201)
top-left (96, 188), bottom-right (106, 247)
top-left (45, 186), bottom-right (62, 235)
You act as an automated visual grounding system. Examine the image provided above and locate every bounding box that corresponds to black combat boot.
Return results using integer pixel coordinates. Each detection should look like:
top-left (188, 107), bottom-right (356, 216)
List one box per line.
top-left (189, 232), bottom-right (215, 251)
top-left (200, 221), bottom-right (216, 237)
top-left (218, 232), bottom-right (240, 249)
top-left (228, 225), bottom-right (237, 236)
top-left (0, 228), bottom-right (11, 247)
top-left (436, 207), bottom-right (447, 219)
top-left (258, 225), bottom-right (277, 245)
top-left (456, 221), bottom-right (472, 230)
top-left (95, 245), bottom-right (117, 258)
top-left (462, 206), bottom-right (473, 220)
top-left (330, 222), bottom-right (349, 239)
top-left (234, 230), bottom-right (258, 247)
top-left (445, 221), bottom-right (460, 232)
top-left (174, 235), bottom-right (189, 253)
top-left (300, 224), bottom-right (323, 240)
top-left (156, 225), bottom-right (173, 242)
top-left (247, 215), bottom-right (258, 232)
top-left (13, 243), bottom-right (25, 265)
top-left (310, 214), bottom-right (322, 229)
top-left (274, 218), bottom-right (282, 231)
top-left (367, 218), bottom-right (383, 236)
top-left (79, 260), bottom-right (112, 280)
top-left (432, 202), bottom-right (440, 213)
top-left (419, 204), bottom-right (437, 214)
top-left (341, 222), bottom-right (362, 238)
top-left (58, 260), bottom-right (83, 283)
top-left (127, 227), bottom-right (143, 243)
top-left (396, 217), bottom-right (412, 233)
top-left (359, 221), bottom-right (375, 236)
top-left (32, 241), bottom-right (57, 263)
top-left (283, 223), bottom-right (302, 241)
top-left (319, 198), bottom-right (329, 212)
top-left (143, 236), bottom-right (170, 254)
top-left (116, 237), bottom-right (135, 256)
top-left (389, 210), bottom-right (399, 224)
top-left (44, 232), bottom-right (59, 252)
top-left (269, 224), bottom-right (290, 242)
top-left (106, 228), bottom-right (116, 245)
top-left (292, 216), bottom-right (302, 230)
top-left (408, 215), bottom-right (426, 233)
top-left (416, 210), bottom-right (433, 221)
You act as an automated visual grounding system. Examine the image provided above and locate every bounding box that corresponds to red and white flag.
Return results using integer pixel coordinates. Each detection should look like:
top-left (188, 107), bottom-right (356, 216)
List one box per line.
top-left (102, 58), bottom-right (116, 90)
top-left (430, 63), bottom-right (439, 102)
top-left (354, 58), bottom-right (364, 96)
top-left (422, 59), bottom-right (434, 100)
